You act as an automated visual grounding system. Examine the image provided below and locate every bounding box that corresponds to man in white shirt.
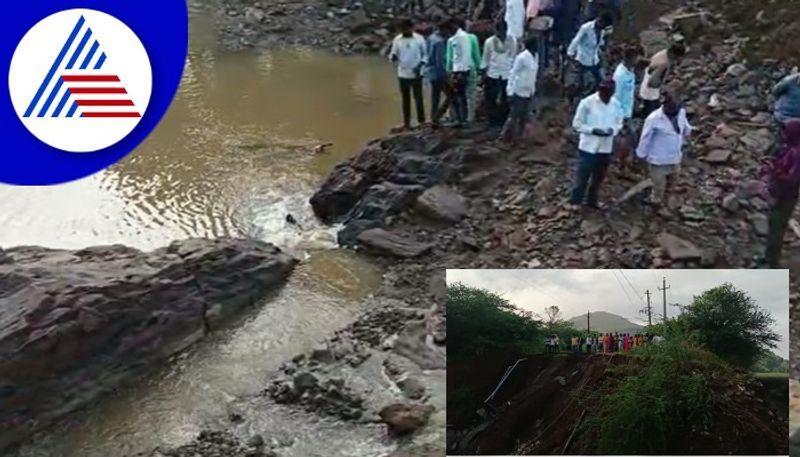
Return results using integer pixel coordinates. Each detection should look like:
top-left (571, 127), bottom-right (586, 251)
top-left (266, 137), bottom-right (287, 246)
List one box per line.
top-left (389, 18), bottom-right (428, 129)
top-left (501, 36), bottom-right (539, 144)
top-left (504, 0), bottom-right (526, 42)
top-left (446, 19), bottom-right (474, 126)
top-left (567, 13), bottom-right (612, 96)
top-left (636, 90), bottom-right (692, 212)
top-left (481, 21), bottom-right (517, 126)
top-left (569, 79), bottom-right (623, 209)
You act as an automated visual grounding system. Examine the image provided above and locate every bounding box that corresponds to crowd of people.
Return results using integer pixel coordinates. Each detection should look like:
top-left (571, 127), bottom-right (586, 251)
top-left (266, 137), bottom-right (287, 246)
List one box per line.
top-left (545, 332), bottom-right (660, 354)
top-left (387, 0), bottom-right (800, 267)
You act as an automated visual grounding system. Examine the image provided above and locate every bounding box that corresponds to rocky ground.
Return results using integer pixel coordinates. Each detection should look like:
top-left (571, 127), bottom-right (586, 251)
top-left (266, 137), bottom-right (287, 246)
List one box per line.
top-left (214, 0), bottom-right (497, 54)
top-left (0, 238), bottom-right (296, 453)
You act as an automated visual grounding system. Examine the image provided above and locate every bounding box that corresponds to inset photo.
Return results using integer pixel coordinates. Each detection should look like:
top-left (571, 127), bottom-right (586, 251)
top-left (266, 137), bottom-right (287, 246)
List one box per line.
top-left (446, 269), bottom-right (789, 456)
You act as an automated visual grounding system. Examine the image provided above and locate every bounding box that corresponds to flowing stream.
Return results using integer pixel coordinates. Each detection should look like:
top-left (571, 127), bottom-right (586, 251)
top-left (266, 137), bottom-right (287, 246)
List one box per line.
top-left (6, 1), bottom-right (406, 455)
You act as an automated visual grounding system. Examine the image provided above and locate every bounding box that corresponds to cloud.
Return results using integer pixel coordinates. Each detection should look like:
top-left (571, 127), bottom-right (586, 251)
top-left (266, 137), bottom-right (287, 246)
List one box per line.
top-left (446, 269), bottom-right (790, 358)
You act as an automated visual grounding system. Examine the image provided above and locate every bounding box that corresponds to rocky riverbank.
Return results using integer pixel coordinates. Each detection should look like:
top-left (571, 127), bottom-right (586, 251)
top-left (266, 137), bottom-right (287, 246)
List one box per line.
top-left (0, 238), bottom-right (296, 452)
top-left (214, 0), bottom-right (496, 54)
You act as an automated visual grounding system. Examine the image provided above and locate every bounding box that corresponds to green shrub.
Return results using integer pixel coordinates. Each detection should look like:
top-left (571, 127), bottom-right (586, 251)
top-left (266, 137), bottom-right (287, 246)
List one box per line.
top-left (580, 336), bottom-right (729, 454)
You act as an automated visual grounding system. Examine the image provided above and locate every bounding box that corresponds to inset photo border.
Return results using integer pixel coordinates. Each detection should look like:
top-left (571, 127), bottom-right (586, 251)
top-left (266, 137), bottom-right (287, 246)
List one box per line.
top-left (446, 269), bottom-right (789, 456)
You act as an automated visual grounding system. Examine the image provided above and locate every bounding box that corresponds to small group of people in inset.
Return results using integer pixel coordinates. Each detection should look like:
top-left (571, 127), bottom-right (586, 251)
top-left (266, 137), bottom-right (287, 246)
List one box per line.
top-left (546, 332), bottom-right (655, 354)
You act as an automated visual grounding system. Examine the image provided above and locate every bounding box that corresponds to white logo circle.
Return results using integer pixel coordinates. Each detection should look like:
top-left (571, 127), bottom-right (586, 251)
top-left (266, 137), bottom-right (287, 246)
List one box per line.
top-left (8, 9), bottom-right (152, 153)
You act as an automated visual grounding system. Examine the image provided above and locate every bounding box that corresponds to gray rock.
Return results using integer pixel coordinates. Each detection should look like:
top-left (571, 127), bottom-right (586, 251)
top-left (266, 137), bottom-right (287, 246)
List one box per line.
top-left (414, 185), bottom-right (468, 223)
top-left (246, 434), bottom-right (265, 448)
top-left (703, 149), bottom-right (732, 163)
top-left (357, 228), bottom-right (433, 258)
top-left (0, 239), bottom-right (296, 452)
top-left (293, 372), bottom-right (319, 392)
top-left (749, 213), bottom-right (769, 236)
top-left (722, 194), bottom-right (740, 212)
top-left (658, 232), bottom-right (702, 261)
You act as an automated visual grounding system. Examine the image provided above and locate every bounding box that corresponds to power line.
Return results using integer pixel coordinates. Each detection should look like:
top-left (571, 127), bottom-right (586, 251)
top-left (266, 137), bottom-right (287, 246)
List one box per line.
top-left (619, 270), bottom-right (646, 305)
top-left (611, 270), bottom-right (639, 316)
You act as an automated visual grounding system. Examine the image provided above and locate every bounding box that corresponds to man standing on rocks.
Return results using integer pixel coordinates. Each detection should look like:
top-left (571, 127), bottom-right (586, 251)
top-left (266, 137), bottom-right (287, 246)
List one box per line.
top-left (639, 42), bottom-right (686, 118)
top-left (481, 21), bottom-right (516, 126)
top-left (446, 18), bottom-right (477, 126)
top-left (465, 22), bottom-right (482, 122)
top-left (771, 69), bottom-right (800, 152)
top-left (425, 19), bottom-right (450, 121)
top-left (569, 79), bottom-right (623, 209)
top-left (636, 90), bottom-right (692, 214)
top-left (501, 36), bottom-right (540, 144)
top-left (765, 119), bottom-right (800, 268)
top-left (613, 47), bottom-right (639, 169)
top-left (567, 13), bottom-right (612, 96)
top-left (505, 0), bottom-right (526, 43)
top-left (390, 18), bottom-right (428, 130)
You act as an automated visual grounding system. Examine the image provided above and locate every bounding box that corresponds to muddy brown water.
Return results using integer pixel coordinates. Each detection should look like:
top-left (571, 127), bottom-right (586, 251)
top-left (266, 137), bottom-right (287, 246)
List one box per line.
top-left (6, 1), bottom-right (408, 456)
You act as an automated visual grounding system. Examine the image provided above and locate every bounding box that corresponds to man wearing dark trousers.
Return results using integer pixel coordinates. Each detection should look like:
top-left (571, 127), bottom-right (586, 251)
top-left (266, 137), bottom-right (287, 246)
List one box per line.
top-left (390, 18), bottom-right (428, 129)
top-left (425, 19), bottom-right (450, 121)
top-left (481, 21), bottom-right (516, 126)
top-left (569, 79), bottom-right (623, 209)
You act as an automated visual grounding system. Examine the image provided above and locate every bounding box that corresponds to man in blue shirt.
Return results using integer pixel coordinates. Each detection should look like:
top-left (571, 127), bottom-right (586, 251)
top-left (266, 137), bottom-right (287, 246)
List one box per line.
top-left (773, 71), bottom-right (800, 153)
top-left (567, 13), bottom-right (613, 97)
top-left (426, 19), bottom-right (450, 121)
top-left (613, 47), bottom-right (639, 168)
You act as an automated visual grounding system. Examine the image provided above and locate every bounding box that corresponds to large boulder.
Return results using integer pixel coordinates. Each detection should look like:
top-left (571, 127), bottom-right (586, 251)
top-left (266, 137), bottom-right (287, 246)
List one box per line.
top-left (311, 130), bottom-right (462, 245)
top-left (414, 185), bottom-right (468, 223)
top-left (0, 238), bottom-right (296, 451)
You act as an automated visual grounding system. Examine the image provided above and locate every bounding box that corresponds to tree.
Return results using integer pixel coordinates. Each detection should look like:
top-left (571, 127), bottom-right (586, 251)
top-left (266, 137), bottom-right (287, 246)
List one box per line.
top-left (678, 283), bottom-right (779, 368)
top-left (447, 282), bottom-right (543, 361)
top-left (543, 305), bottom-right (563, 332)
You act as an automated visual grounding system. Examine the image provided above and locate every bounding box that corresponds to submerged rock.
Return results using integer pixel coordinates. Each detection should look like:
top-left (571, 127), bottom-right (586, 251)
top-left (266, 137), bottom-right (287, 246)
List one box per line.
top-left (0, 238), bottom-right (297, 452)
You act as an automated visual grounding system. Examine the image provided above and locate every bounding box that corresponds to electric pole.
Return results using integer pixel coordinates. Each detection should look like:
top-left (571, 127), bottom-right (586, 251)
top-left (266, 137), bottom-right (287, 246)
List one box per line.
top-left (587, 311), bottom-right (590, 333)
top-left (659, 277), bottom-right (670, 323)
top-left (644, 289), bottom-right (652, 326)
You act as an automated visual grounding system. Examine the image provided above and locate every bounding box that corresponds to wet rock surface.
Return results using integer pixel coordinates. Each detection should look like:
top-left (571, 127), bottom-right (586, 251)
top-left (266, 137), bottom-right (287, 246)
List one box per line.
top-left (0, 238), bottom-right (297, 452)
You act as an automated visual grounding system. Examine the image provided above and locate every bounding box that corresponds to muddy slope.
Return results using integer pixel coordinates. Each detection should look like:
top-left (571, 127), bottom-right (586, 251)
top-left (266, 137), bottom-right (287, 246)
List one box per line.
top-left (448, 354), bottom-right (788, 455)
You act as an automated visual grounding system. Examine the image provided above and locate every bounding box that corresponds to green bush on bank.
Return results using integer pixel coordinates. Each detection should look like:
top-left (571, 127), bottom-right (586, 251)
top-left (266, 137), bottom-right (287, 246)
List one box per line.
top-left (580, 334), bottom-right (736, 454)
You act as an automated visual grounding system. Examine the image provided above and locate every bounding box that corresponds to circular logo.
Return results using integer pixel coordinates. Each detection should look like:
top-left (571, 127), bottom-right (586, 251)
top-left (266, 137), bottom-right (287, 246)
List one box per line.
top-left (9, 9), bottom-right (152, 153)
top-left (0, 1), bottom-right (187, 185)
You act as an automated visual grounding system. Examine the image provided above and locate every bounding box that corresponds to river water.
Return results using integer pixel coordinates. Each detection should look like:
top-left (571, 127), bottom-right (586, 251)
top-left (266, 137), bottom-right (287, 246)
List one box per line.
top-left (7, 1), bottom-right (404, 456)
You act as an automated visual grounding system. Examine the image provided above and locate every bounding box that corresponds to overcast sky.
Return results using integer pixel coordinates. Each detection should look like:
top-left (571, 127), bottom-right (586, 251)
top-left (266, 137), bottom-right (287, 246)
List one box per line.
top-left (447, 269), bottom-right (790, 358)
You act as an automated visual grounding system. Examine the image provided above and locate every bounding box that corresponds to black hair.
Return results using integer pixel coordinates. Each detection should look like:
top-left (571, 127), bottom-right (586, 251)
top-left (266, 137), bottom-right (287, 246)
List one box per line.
top-left (623, 47), bottom-right (639, 60)
top-left (524, 36), bottom-right (539, 53)
top-left (598, 13), bottom-right (614, 27)
top-left (399, 18), bottom-right (414, 29)
top-left (668, 42), bottom-right (687, 57)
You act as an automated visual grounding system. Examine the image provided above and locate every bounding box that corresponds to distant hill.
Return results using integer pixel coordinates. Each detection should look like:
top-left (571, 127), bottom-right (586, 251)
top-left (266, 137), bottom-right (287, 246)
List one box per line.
top-left (567, 311), bottom-right (643, 334)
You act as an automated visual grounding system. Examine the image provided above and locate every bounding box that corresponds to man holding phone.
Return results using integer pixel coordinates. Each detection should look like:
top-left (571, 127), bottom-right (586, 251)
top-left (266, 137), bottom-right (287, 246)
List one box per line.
top-left (569, 79), bottom-right (624, 209)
